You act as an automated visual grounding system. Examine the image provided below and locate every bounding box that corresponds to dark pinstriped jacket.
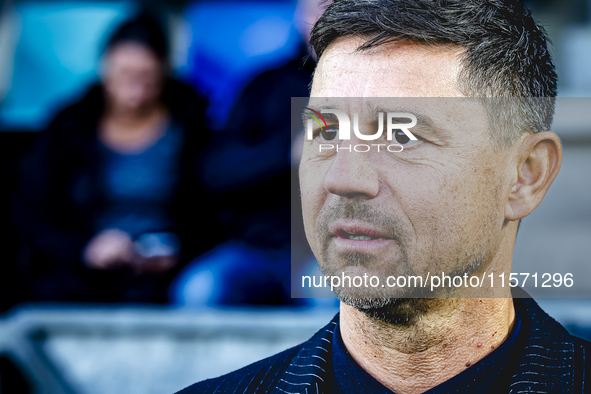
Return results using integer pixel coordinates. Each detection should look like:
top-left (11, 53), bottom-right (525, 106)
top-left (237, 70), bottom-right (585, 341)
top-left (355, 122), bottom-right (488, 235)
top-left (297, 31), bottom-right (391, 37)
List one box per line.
top-left (177, 297), bottom-right (590, 394)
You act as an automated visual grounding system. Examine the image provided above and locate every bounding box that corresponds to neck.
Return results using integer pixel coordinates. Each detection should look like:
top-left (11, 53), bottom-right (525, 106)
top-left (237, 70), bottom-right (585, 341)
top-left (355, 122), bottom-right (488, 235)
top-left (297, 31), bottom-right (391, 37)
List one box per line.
top-left (100, 104), bottom-right (169, 153)
top-left (339, 297), bottom-right (515, 394)
top-left (105, 102), bottom-right (166, 128)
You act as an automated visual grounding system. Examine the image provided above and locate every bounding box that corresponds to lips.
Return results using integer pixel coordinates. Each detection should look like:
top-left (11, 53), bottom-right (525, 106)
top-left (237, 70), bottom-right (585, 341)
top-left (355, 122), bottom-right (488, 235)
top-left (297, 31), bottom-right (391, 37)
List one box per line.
top-left (331, 222), bottom-right (391, 240)
top-left (329, 221), bottom-right (394, 253)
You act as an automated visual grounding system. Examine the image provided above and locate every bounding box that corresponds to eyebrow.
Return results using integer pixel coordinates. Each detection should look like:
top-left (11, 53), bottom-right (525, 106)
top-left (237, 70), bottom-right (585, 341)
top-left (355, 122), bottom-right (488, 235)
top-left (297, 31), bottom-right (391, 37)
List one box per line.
top-left (303, 100), bottom-right (344, 124)
top-left (301, 110), bottom-right (339, 125)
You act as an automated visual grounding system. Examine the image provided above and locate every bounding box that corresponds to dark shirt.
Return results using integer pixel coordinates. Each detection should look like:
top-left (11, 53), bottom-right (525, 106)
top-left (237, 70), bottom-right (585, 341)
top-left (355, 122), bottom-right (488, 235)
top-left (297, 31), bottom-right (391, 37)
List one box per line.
top-left (331, 311), bottom-right (522, 394)
top-left (97, 121), bottom-right (183, 238)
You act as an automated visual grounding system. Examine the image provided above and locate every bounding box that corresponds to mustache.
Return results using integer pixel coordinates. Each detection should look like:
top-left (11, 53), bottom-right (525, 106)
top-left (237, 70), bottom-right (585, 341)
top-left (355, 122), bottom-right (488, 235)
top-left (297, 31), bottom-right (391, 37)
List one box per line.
top-left (316, 199), bottom-right (406, 242)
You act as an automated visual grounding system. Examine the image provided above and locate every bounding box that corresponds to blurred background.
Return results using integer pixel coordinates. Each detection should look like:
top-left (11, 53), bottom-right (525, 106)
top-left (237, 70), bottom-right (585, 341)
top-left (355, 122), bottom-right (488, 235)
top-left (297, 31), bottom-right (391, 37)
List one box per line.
top-left (0, 0), bottom-right (589, 393)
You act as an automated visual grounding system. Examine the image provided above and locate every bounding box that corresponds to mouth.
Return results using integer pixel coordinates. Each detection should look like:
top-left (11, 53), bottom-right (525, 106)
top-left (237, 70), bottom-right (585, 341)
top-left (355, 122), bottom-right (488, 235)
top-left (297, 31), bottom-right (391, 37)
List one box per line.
top-left (332, 222), bottom-right (391, 240)
top-left (329, 222), bottom-right (394, 252)
top-left (339, 231), bottom-right (383, 241)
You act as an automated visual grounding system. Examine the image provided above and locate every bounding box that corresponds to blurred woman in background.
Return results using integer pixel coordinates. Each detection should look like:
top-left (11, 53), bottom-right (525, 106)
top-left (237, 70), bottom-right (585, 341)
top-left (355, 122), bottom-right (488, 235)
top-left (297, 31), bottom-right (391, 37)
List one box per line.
top-left (16, 13), bottom-right (216, 303)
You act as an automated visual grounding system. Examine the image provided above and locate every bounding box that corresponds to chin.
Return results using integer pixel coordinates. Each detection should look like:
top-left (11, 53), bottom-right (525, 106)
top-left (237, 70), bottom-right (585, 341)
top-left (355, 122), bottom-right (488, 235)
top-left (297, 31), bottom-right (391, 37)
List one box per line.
top-left (341, 296), bottom-right (431, 326)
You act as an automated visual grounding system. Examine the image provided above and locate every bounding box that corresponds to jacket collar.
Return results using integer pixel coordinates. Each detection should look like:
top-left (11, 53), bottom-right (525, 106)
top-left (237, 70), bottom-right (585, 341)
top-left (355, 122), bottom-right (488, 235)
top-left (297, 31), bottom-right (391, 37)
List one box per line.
top-left (274, 296), bottom-right (577, 394)
top-left (510, 296), bottom-right (576, 393)
top-left (274, 315), bottom-right (337, 394)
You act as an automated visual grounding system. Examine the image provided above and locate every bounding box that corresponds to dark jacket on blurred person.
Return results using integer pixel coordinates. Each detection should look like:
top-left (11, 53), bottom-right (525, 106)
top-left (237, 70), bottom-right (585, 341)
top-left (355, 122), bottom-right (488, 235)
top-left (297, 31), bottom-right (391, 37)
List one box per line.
top-left (169, 48), bottom-right (316, 307)
top-left (15, 79), bottom-right (217, 303)
top-left (203, 47), bottom-right (315, 249)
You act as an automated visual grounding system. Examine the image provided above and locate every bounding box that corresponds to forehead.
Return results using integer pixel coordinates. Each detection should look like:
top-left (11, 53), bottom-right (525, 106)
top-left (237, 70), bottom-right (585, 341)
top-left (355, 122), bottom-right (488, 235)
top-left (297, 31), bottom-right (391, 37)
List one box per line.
top-left (107, 42), bottom-right (160, 67)
top-left (311, 37), bottom-right (465, 98)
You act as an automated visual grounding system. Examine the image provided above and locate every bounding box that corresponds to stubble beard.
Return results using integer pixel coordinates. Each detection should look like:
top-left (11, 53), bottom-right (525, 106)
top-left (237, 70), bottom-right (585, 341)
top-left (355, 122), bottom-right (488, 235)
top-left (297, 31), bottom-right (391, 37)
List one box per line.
top-left (328, 251), bottom-right (488, 326)
top-left (316, 199), bottom-right (491, 326)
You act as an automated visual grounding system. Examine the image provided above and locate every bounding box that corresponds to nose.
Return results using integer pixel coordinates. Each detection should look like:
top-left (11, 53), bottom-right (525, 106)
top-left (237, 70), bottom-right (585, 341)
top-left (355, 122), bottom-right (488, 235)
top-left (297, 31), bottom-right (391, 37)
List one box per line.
top-left (323, 142), bottom-right (379, 199)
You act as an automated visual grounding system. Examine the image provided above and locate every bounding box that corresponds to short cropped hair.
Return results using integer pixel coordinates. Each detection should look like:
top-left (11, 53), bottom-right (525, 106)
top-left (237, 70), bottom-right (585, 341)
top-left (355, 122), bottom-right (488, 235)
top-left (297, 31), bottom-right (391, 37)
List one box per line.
top-left (310, 0), bottom-right (557, 146)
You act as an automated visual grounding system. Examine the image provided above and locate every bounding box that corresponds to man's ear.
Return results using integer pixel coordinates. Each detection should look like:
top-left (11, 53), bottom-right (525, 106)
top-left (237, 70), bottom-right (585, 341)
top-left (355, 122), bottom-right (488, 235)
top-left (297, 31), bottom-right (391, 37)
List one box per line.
top-left (505, 131), bottom-right (562, 221)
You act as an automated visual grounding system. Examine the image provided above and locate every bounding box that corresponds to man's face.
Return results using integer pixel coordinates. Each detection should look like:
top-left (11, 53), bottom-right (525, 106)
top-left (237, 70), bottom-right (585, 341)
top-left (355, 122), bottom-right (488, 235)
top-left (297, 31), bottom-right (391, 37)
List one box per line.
top-left (300, 37), bottom-right (517, 306)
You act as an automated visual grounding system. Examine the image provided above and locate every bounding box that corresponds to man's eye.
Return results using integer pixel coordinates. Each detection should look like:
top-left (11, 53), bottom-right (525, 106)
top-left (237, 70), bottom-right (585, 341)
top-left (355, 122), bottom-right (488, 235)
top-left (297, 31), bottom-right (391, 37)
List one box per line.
top-left (314, 128), bottom-right (338, 141)
top-left (393, 129), bottom-right (413, 144)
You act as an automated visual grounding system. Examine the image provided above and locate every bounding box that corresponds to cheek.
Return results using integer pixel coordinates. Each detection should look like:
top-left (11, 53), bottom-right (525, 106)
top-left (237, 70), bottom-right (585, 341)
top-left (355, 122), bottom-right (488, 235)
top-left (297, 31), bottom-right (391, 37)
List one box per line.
top-left (143, 78), bottom-right (163, 97)
top-left (418, 163), bottom-right (505, 260)
top-left (384, 157), bottom-right (497, 251)
top-left (299, 162), bottom-right (327, 251)
top-left (103, 78), bottom-right (118, 97)
top-left (384, 169), bottom-right (453, 253)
